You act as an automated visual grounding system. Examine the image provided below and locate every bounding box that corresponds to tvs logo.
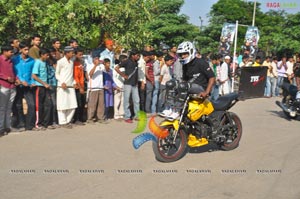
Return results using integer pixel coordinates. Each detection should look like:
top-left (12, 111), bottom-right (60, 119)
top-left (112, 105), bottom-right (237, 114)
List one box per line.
top-left (250, 75), bottom-right (265, 86)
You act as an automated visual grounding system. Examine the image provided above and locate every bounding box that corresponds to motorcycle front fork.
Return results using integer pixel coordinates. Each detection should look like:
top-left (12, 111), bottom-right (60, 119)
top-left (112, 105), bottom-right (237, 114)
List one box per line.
top-left (171, 96), bottom-right (190, 144)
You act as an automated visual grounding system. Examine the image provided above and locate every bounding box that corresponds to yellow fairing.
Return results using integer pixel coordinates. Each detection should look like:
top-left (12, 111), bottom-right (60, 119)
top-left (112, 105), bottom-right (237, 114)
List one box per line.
top-left (187, 99), bottom-right (214, 122)
top-left (160, 120), bottom-right (180, 130)
top-left (187, 134), bottom-right (209, 147)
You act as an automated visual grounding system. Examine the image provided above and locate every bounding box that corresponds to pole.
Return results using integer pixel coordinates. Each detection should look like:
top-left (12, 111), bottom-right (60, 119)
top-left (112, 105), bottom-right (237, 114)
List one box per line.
top-left (231, 20), bottom-right (238, 93)
top-left (252, 0), bottom-right (256, 26)
top-left (199, 16), bottom-right (203, 31)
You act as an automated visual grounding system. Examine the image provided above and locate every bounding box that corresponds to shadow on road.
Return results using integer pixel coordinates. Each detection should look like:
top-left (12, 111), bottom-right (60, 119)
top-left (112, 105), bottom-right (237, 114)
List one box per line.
top-left (189, 143), bottom-right (220, 154)
top-left (268, 110), bottom-right (300, 121)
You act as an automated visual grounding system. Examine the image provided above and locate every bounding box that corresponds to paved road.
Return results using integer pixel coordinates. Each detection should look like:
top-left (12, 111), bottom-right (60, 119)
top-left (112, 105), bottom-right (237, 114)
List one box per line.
top-left (0, 97), bottom-right (299, 199)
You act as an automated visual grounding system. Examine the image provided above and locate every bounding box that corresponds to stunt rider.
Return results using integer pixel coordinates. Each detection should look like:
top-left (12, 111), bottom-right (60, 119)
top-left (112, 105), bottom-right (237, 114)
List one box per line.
top-left (160, 41), bottom-right (215, 120)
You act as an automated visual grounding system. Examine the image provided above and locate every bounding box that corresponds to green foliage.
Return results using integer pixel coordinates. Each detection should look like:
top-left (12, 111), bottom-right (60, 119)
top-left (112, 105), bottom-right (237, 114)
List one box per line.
top-left (145, 0), bottom-right (199, 48)
top-left (0, 0), bottom-right (299, 55)
top-left (0, 0), bottom-right (104, 48)
top-left (209, 0), bottom-right (259, 25)
top-left (198, 0), bottom-right (300, 55)
top-left (196, 0), bottom-right (263, 54)
top-left (101, 0), bottom-right (156, 49)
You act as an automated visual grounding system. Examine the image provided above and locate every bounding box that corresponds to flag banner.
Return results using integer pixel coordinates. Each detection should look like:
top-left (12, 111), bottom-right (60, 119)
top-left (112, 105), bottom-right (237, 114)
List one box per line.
top-left (219, 23), bottom-right (236, 57)
top-left (238, 66), bottom-right (267, 99)
top-left (244, 26), bottom-right (260, 58)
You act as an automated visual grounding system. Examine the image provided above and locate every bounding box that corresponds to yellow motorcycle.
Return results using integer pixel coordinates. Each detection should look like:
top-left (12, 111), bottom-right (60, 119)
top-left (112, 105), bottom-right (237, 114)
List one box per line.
top-left (152, 93), bottom-right (242, 162)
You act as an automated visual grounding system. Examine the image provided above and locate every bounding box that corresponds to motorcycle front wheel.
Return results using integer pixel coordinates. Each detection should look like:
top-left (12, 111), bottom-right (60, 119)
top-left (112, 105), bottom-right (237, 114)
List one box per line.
top-left (152, 125), bottom-right (188, 162)
top-left (220, 112), bottom-right (243, 151)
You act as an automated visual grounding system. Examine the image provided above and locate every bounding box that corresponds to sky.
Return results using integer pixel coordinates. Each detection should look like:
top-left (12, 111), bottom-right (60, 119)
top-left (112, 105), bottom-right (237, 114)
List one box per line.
top-left (180, 0), bottom-right (300, 27)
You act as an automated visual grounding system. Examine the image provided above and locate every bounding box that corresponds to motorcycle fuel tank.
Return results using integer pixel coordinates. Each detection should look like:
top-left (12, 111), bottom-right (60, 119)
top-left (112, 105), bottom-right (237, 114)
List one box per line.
top-left (187, 99), bottom-right (214, 122)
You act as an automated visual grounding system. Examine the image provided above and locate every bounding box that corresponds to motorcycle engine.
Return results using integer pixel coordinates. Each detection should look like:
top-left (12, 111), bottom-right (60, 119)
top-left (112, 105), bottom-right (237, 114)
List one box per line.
top-left (190, 121), bottom-right (212, 139)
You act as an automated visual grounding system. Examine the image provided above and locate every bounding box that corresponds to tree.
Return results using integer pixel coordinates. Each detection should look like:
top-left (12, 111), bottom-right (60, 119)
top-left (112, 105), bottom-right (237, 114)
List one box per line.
top-left (281, 13), bottom-right (300, 54)
top-left (145, 0), bottom-right (199, 47)
top-left (0, 0), bottom-right (200, 51)
top-left (0, 0), bottom-right (103, 48)
top-left (257, 10), bottom-right (286, 55)
top-left (196, 0), bottom-right (263, 54)
top-left (100, 0), bottom-right (156, 49)
top-left (197, 0), bottom-right (300, 56)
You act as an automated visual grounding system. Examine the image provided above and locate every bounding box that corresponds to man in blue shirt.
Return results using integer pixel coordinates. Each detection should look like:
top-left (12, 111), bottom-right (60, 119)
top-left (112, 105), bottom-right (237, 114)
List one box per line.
top-left (12, 43), bottom-right (37, 131)
top-left (32, 48), bottom-right (54, 130)
top-left (100, 39), bottom-right (115, 69)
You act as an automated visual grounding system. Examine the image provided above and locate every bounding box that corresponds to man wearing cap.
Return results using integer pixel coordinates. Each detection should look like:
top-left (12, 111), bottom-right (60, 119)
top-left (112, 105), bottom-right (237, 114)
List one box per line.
top-left (100, 39), bottom-right (115, 69)
top-left (55, 46), bottom-right (78, 128)
top-left (219, 55), bottom-right (230, 95)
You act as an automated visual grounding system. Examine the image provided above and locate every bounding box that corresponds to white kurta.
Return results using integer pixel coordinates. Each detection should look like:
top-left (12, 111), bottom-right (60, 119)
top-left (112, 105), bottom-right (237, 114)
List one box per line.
top-left (219, 62), bottom-right (230, 95)
top-left (55, 56), bottom-right (78, 110)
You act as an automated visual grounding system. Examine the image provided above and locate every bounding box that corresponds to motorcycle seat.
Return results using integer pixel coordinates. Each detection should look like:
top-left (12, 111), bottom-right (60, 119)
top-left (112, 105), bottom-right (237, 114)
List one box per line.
top-left (212, 93), bottom-right (239, 111)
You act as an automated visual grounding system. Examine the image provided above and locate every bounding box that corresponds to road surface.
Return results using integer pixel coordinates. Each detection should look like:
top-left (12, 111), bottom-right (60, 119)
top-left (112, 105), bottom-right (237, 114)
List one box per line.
top-left (0, 97), bottom-right (299, 199)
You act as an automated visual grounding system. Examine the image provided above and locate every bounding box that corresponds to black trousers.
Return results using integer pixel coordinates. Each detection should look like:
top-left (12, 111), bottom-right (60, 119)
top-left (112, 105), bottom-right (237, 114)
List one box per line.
top-left (138, 81), bottom-right (146, 112)
top-left (12, 86), bottom-right (36, 130)
top-left (35, 86), bottom-right (52, 127)
top-left (73, 89), bottom-right (86, 122)
top-left (48, 87), bottom-right (58, 124)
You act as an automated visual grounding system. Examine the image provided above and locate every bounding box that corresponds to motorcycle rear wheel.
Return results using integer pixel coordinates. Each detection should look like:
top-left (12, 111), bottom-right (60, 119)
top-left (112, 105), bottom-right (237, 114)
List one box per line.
top-left (152, 125), bottom-right (188, 162)
top-left (220, 112), bottom-right (242, 151)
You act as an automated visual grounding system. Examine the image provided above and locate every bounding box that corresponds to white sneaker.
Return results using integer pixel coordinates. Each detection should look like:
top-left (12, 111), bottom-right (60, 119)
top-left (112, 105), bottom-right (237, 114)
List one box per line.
top-left (159, 109), bottom-right (172, 117)
top-left (167, 112), bottom-right (180, 121)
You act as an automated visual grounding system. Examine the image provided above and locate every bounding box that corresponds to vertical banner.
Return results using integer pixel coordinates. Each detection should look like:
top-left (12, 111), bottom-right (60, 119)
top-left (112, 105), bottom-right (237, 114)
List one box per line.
top-left (244, 26), bottom-right (260, 58)
top-left (219, 23), bottom-right (236, 58)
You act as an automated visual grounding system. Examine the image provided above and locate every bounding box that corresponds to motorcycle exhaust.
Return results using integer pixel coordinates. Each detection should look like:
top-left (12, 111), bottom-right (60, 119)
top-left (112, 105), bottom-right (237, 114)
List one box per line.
top-left (276, 101), bottom-right (297, 117)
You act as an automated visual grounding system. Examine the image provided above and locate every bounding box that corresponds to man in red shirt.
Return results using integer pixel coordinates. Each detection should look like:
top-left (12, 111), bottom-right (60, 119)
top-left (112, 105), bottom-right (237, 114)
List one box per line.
top-left (145, 51), bottom-right (155, 114)
top-left (73, 48), bottom-right (85, 125)
top-left (0, 46), bottom-right (16, 136)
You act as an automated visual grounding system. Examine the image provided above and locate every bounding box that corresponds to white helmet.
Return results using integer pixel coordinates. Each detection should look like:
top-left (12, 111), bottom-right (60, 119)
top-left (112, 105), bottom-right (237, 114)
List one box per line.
top-left (176, 41), bottom-right (196, 64)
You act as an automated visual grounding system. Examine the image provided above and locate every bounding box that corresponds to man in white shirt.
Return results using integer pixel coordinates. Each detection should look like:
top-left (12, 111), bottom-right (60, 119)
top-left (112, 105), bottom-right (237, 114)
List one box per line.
top-left (219, 55), bottom-right (230, 95)
top-left (276, 55), bottom-right (288, 96)
top-left (286, 56), bottom-right (295, 84)
top-left (270, 57), bottom-right (278, 97)
top-left (86, 55), bottom-right (107, 124)
top-left (55, 46), bottom-right (77, 128)
top-left (113, 55), bottom-right (127, 120)
top-left (157, 54), bottom-right (174, 112)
